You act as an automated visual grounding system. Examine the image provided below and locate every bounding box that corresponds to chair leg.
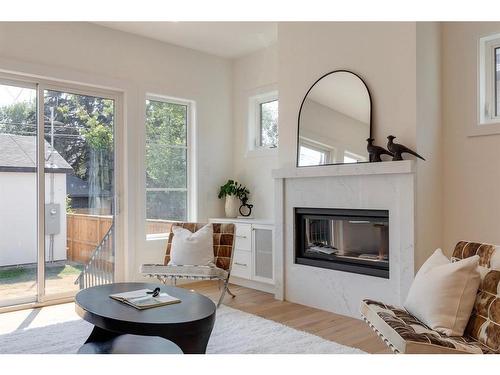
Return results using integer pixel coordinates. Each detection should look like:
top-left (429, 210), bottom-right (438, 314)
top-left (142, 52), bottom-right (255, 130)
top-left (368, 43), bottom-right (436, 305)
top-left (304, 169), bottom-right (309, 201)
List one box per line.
top-left (217, 279), bottom-right (235, 308)
top-left (157, 275), bottom-right (168, 285)
top-left (217, 283), bottom-right (227, 308)
top-left (226, 286), bottom-right (236, 298)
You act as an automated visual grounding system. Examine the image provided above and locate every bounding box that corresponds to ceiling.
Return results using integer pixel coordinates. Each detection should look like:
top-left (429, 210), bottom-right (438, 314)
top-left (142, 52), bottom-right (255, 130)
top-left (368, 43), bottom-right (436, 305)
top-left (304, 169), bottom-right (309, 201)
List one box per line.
top-left (95, 22), bottom-right (277, 59)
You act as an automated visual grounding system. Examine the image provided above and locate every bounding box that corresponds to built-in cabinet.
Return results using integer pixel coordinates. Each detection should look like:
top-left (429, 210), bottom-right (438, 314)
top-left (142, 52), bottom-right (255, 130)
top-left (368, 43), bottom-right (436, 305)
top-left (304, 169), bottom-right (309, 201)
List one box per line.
top-left (209, 218), bottom-right (274, 292)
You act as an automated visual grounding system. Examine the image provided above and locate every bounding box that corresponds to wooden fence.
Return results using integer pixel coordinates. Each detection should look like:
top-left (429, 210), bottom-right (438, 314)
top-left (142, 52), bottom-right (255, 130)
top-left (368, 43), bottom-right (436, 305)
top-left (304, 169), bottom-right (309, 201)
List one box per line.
top-left (67, 213), bottom-right (113, 264)
top-left (67, 214), bottom-right (175, 264)
top-left (145, 220), bottom-right (174, 235)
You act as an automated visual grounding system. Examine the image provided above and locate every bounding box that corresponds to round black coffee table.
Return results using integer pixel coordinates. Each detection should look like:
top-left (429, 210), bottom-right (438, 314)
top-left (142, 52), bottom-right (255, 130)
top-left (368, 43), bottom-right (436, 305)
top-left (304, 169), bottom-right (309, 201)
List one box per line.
top-left (75, 282), bottom-right (216, 354)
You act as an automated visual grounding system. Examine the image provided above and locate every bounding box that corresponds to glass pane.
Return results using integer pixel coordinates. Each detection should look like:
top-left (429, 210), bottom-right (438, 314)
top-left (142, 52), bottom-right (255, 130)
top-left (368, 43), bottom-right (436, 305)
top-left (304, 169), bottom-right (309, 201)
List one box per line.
top-left (146, 190), bottom-right (187, 225)
top-left (146, 99), bottom-right (189, 235)
top-left (146, 100), bottom-right (187, 146)
top-left (260, 100), bottom-right (278, 147)
top-left (0, 83), bottom-right (38, 306)
top-left (254, 228), bottom-right (273, 279)
top-left (146, 144), bottom-right (187, 189)
top-left (496, 47), bottom-right (500, 117)
top-left (299, 145), bottom-right (327, 166)
top-left (44, 90), bottom-right (115, 296)
top-left (344, 154), bottom-right (357, 164)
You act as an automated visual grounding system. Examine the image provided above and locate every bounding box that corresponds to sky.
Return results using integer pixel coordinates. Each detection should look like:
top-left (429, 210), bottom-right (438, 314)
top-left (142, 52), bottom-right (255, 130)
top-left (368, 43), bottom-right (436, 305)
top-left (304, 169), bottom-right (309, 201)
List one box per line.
top-left (0, 84), bottom-right (36, 107)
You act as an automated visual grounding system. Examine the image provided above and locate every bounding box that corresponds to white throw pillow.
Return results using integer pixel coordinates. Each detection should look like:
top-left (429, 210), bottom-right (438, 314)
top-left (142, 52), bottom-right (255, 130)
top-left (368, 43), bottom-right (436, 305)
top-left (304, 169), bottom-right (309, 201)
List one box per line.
top-left (403, 248), bottom-right (480, 336)
top-left (169, 224), bottom-right (214, 266)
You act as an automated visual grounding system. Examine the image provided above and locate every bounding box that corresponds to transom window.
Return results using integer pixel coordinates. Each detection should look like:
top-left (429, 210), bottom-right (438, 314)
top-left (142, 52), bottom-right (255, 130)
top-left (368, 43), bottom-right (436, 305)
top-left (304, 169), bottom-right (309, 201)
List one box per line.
top-left (259, 99), bottom-right (278, 148)
top-left (145, 97), bottom-right (191, 234)
top-left (248, 91), bottom-right (278, 153)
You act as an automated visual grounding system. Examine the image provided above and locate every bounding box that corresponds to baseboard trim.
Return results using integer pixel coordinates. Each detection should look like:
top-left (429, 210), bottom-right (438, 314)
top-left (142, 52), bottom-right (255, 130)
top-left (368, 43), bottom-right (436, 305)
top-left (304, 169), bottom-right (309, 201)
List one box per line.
top-left (229, 276), bottom-right (275, 294)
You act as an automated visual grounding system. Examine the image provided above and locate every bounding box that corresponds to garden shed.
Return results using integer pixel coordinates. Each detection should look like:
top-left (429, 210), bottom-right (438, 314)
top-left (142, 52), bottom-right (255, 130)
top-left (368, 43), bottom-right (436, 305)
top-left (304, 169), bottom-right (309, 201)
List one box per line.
top-left (0, 134), bottom-right (72, 266)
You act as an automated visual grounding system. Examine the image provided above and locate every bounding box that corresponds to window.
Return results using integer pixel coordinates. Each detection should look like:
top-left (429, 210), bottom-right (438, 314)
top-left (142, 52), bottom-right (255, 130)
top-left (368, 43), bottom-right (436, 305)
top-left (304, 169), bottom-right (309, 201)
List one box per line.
top-left (248, 91), bottom-right (278, 153)
top-left (343, 154), bottom-right (358, 164)
top-left (299, 144), bottom-right (330, 166)
top-left (259, 99), bottom-right (278, 148)
top-left (479, 34), bottom-right (500, 126)
top-left (496, 47), bottom-right (500, 117)
top-left (343, 151), bottom-right (364, 164)
top-left (145, 98), bottom-right (191, 235)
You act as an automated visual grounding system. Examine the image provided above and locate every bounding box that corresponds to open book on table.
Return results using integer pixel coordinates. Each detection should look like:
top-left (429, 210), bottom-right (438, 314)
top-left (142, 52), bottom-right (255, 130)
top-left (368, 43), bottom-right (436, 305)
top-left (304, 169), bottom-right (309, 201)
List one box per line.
top-left (109, 289), bottom-right (181, 310)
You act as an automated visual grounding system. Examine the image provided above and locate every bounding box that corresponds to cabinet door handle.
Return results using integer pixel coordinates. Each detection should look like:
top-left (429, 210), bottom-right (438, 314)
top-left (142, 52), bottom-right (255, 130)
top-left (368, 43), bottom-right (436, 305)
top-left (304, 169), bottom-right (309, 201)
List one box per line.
top-left (234, 262), bottom-right (247, 267)
top-left (236, 235), bottom-right (247, 239)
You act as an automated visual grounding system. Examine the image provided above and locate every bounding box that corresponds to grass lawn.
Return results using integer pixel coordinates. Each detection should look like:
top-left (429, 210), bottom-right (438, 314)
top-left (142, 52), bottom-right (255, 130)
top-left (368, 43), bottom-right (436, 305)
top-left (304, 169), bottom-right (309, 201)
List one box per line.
top-left (0, 263), bottom-right (83, 285)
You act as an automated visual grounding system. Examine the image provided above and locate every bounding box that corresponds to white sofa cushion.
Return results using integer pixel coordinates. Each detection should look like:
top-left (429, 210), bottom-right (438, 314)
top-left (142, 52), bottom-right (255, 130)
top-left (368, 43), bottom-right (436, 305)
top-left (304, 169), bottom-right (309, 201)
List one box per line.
top-left (168, 224), bottom-right (214, 266)
top-left (404, 248), bottom-right (480, 336)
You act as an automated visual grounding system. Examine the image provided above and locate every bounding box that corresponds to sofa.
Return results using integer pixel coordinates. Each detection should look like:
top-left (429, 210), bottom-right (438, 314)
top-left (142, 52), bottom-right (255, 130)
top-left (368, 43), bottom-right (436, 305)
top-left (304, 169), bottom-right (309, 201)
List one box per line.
top-left (361, 241), bottom-right (500, 354)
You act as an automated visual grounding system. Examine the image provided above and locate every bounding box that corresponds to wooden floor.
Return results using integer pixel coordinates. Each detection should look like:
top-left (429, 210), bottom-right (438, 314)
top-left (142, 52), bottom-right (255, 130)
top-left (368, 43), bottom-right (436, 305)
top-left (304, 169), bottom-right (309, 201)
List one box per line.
top-left (181, 280), bottom-right (391, 354)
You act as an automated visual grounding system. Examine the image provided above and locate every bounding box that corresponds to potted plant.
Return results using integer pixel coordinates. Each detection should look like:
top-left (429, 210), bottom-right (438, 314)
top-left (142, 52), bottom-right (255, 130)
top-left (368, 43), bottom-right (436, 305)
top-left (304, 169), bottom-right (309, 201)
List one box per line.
top-left (218, 179), bottom-right (250, 218)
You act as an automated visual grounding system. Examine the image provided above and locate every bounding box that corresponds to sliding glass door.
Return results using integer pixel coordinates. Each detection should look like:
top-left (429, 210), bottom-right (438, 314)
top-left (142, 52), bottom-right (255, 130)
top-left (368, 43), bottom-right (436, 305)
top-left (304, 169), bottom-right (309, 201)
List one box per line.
top-left (0, 76), bottom-right (118, 307)
top-left (43, 88), bottom-right (115, 298)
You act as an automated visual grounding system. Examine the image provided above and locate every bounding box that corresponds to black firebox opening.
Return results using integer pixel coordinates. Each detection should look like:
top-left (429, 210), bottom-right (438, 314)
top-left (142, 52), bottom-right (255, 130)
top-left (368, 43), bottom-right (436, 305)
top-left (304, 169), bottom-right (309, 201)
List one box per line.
top-left (295, 208), bottom-right (389, 278)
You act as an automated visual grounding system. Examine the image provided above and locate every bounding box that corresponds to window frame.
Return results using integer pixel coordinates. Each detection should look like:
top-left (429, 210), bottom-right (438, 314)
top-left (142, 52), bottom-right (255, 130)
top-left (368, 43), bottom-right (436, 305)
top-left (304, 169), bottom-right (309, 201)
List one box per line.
top-left (145, 94), bottom-right (195, 232)
top-left (247, 90), bottom-right (278, 156)
top-left (477, 34), bottom-right (500, 135)
top-left (298, 137), bottom-right (334, 165)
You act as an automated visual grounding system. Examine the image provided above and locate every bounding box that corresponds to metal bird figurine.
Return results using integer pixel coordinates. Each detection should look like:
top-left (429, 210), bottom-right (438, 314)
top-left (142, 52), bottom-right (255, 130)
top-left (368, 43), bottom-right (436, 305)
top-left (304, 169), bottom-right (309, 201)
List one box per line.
top-left (387, 135), bottom-right (425, 161)
top-left (366, 138), bottom-right (394, 162)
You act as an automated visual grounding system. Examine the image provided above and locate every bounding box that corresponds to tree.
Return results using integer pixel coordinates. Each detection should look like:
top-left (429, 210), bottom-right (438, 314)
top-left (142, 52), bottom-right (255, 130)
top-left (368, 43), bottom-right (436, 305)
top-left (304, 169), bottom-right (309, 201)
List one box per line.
top-left (0, 101), bottom-right (36, 133)
top-left (260, 100), bottom-right (278, 147)
top-left (145, 100), bottom-right (188, 220)
top-left (44, 90), bottom-right (114, 185)
top-left (0, 91), bottom-right (114, 214)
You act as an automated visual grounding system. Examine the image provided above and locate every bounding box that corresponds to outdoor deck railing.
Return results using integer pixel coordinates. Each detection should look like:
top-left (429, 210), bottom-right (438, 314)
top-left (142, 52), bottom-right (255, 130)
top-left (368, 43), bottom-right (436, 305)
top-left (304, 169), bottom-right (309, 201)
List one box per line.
top-left (74, 223), bottom-right (114, 289)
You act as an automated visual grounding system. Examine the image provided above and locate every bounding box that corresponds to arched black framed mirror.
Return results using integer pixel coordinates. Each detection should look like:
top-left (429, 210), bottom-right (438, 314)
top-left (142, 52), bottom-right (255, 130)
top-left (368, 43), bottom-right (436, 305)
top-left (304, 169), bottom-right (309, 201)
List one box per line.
top-left (296, 70), bottom-right (372, 167)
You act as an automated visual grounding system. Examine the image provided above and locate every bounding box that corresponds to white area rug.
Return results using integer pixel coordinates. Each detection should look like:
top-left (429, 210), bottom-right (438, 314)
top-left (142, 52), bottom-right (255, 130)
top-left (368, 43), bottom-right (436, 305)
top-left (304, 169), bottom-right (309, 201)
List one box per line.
top-left (0, 306), bottom-right (364, 354)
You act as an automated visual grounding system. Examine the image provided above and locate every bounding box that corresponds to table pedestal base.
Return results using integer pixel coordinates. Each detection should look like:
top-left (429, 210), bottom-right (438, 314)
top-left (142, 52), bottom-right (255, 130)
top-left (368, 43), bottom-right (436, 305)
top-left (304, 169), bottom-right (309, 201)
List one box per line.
top-left (84, 321), bottom-right (214, 354)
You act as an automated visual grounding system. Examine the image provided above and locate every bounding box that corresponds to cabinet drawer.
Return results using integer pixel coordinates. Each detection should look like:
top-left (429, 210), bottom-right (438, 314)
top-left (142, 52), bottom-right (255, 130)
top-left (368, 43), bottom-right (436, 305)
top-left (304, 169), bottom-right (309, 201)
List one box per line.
top-left (234, 223), bottom-right (251, 251)
top-left (231, 250), bottom-right (252, 279)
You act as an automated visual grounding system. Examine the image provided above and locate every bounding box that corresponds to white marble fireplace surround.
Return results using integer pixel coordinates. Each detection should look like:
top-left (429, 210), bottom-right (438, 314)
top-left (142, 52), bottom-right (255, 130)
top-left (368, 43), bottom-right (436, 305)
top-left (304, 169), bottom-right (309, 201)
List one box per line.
top-left (272, 160), bottom-right (416, 318)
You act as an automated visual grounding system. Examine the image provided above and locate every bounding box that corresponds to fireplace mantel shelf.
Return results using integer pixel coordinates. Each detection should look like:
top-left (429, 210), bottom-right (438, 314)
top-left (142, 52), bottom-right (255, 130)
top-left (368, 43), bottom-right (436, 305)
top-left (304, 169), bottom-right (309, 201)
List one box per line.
top-left (272, 160), bottom-right (415, 179)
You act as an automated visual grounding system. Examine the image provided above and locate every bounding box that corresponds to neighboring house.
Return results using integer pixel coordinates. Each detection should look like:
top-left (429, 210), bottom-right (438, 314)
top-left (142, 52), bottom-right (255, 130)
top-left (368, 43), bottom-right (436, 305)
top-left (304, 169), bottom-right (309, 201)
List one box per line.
top-left (66, 174), bottom-right (112, 213)
top-left (0, 134), bottom-right (72, 266)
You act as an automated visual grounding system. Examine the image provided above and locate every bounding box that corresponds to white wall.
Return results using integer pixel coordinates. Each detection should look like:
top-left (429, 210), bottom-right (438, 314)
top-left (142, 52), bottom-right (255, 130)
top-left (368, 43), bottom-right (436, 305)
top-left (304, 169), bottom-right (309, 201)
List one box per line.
top-left (415, 22), bottom-right (443, 268)
top-left (277, 22), bottom-right (418, 170)
top-left (0, 22), bottom-right (233, 278)
top-left (231, 45), bottom-right (279, 220)
top-left (0, 172), bottom-right (67, 266)
top-left (442, 22), bottom-right (500, 253)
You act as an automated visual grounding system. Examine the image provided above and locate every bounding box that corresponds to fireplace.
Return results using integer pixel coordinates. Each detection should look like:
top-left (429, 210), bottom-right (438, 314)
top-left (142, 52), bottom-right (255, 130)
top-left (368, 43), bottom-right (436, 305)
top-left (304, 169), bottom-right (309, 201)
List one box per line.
top-left (295, 208), bottom-right (389, 278)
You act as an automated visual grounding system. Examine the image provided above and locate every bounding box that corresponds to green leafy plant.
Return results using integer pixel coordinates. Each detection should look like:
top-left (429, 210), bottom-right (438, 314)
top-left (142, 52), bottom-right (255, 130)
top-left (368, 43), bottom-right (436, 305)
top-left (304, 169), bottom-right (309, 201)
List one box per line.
top-left (66, 195), bottom-right (74, 214)
top-left (218, 179), bottom-right (250, 202)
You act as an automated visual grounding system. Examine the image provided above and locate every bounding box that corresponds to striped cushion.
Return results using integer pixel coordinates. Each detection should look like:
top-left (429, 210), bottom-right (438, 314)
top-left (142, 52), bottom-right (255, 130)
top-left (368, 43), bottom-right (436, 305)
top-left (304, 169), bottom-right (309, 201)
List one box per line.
top-left (452, 241), bottom-right (500, 352)
top-left (361, 299), bottom-right (491, 353)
